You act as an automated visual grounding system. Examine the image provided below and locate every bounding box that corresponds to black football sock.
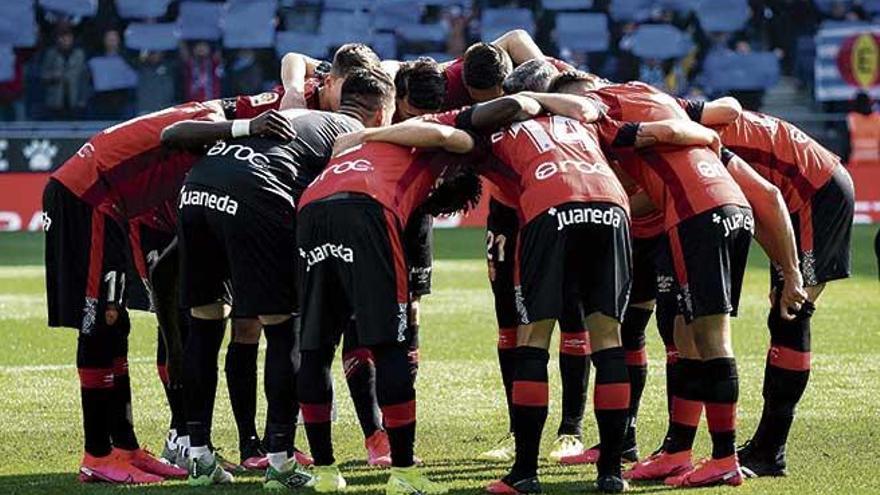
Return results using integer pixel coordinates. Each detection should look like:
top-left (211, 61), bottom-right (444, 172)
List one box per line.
top-left (704, 358), bottom-right (739, 459)
top-left (592, 347), bottom-right (630, 477)
top-left (621, 306), bottom-right (652, 443)
top-left (298, 347), bottom-right (335, 465)
top-left (156, 327), bottom-right (187, 434)
top-left (374, 344), bottom-right (417, 467)
top-left (753, 300), bottom-right (814, 452)
top-left (557, 329), bottom-right (590, 437)
top-left (183, 317), bottom-right (226, 448)
top-left (263, 318), bottom-right (298, 455)
top-left (225, 342), bottom-right (260, 444)
top-left (77, 328), bottom-right (114, 457)
top-left (342, 347), bottom-right (382, 439)
top-left (509, 346), bottom-right (549, 481)
top-left (665, 358), bottom-right (703, 454)
top-left (497, 326), bottom-right (517, 433)
top-left (656, 304), bottom-right (679, 448)
top-left (109, 312), bottom-right (139, 450)
top-left (408, 323), bottom-right (420, 379)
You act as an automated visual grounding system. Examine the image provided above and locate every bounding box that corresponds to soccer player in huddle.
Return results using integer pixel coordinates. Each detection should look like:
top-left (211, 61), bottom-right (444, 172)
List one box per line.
top-left (43, 95), bottom-right (303, 483)
top-left (161, 67), bottom-right (396, 487)
top-left (550, 71), bottom-right (807, 488)
top-left (686, 108), bottom-right (855, 477)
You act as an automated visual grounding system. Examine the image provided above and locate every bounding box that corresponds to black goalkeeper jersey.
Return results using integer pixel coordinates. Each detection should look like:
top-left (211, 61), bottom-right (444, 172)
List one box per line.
top-left (185, 110), bottom-right (362, 216)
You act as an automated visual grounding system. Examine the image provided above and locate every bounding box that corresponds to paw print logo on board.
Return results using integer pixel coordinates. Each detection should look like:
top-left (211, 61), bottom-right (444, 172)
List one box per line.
top-left (24, 139), bottom-right (59, 171)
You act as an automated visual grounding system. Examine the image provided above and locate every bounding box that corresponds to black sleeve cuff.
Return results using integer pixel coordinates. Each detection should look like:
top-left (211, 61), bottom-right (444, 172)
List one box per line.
top-left (221, 97), bottom-right (237, 120)
top-left (684, 100), bottom-right (705, 122)
top-left (720, 147), bottom-right (736, 166)
top-left (612, 122), bottom-right (640, 147)
top-left (455, 106), bottom-right (475, 131)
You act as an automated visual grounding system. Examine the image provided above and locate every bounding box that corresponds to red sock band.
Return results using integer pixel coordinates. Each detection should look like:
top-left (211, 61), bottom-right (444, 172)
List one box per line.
top-left (512, 380), bottom-right (549, 407)
top-left (498, 328), bottom-right (516, 350)
top-left (112, 357), bottom-right (128, 376)
top-left (670, 397), bottom-right (703, 427)
top-left (594, 382), bottom-right (631, 410)
top-left (625, 348), bottom-right (648, 366)
top-left (156, 364), bottom-right (169, 385)
top-left (705, 402), bottom-right (737, 432)
top-left (79, 368), bottom-right (114, 389)
top-left (381, 400), bottom-right (416, 428)
top-left (560, 331), bottom-right (590, 356)
top-left (768, 346), bottom-right (811, 372)
top-left (300, 403), bottom-right (333, 423)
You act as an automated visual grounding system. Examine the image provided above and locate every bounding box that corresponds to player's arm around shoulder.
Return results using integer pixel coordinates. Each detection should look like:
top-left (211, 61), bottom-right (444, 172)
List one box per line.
top-left (161, 110), bottom-right (295, 150)
top-left (631, 119), bottom-right (722, 153)
top-left (332, 120), bottom-right (475, 156)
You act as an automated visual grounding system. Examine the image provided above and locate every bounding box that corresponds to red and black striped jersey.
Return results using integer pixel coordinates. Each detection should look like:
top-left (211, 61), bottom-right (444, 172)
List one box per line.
top-left (716, 111), bottom-right (840, 213)
top-left (587, 82), bottom-right (748, 230)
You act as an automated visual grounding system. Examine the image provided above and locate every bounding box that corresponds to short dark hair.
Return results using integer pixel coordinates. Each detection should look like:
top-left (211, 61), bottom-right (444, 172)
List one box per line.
top-left (548, 70), bottom-right (597, 93)
top-left (331, 43), bottom-right (381, 78)
top-left (340, 66), bottom-right (396, 116)
top-left (463, 43), bottom-right (512, 90)
top-left (395, 57), bottom-right (446, 111)
top-left (503, 59), bottom-right (559, 94)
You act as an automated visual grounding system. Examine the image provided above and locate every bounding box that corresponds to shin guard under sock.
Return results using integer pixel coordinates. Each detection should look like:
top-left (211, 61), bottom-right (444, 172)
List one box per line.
top-left (621, 306), bottom-right (652, 440)
top-left (666, 358), bottom-right (703, 454)
top-left (497, 327), bottom-right (517, 433)
top-left (225, 342), bottom-right (259, 443)
top-left (374, 345), bottom-right (417, 467)
top-left (592, 347), bottom-right (630, 477)
top-left (754, 301), bottom-right (814, 451)
top-left (264, 318), bottom-right (298, 455)
top-left (558, 329), bottom-right (590, 437)
top-left (298, 348), bottom-right (335, 465)
top-left (510, 346), bottom-right (549, 480)
top-left (183, 317), bottom-right (226, 448)
top-left (703, 357), bottom-right (739, 459)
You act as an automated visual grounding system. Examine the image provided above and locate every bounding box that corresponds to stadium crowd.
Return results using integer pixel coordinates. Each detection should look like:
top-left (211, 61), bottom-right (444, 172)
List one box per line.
top-left (40, 8), bottom-right (857, 490)
top-left (3, 0), bottom-right (880, 122)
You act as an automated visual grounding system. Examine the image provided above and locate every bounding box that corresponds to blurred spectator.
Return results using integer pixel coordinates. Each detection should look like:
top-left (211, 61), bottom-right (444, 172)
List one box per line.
top-left (90, 29), bottom-right (136, 120)
top-left (846, 92), bottom-right (880, 167)
top-left (137, 51), bottom-right (179, 114)
top-left (40, 25), bottom-right (89, 120)
top-left (0, 51), bottom-right (26, 121)
top-left (226, 49), bottom-right (263, 97)
top-left (445, 6), bottom-right (470, 57)
top-left (182, 41), bottom-right (223, 102)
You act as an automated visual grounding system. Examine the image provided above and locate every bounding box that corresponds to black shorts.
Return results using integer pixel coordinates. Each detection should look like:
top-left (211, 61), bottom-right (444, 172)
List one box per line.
top-left (298, 195), bottom-right (411, 351)
top-left (126, 222), bottom-right (176, 312)
top-left (43, 178), bottom-right (129, 333)
top-left (178, 184), bottom-right (297, 317)
top-left (486, 198), bottom-right (520, 331)
top-left (665, 205), bottom-right (753, 323)
top-left (404, 211), bottom-right (433, 297)
top-left (516, 202), bottom-right (632, 325)
top-left (772, 166), bottom-right (854, 288)
top-left (630, 234), bottom-right (664, 305)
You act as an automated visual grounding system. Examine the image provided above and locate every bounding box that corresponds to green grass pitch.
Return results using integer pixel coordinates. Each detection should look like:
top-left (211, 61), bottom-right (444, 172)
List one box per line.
top-left (0, 227), bottom-right (878, 494)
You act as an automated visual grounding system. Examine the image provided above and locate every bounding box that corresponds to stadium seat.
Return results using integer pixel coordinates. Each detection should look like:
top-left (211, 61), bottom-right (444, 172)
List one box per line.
top-left (396, 23), bottom-right (448, 44)
top-left (623, 24), bottom-right (692, 59)
top-left (373, 3), bottom-right (423, 32)
top-left (542, 0), bottom-right (592, 11)
top-left (124, 22), bottom-right (179, 51)
top-left (0, 46), bottom-right (14, 83)
top-left (223, 0), bottom-right (278, 49)
top-left (608, 0), bottom-right (653, 22)
top-left (323, 0), bottom-right (372, 11)
top-left (319, 10), bottom-right (372, 47)
top-left (275, 30), bottom-right (332, 59)
top-left (178, 2), bottom-right (223, 41)
top-left (115, 0), bottom-right (173, 19)
top-left (656, 0), bottom-right (700, 13)
top-left (0, 3), bottom-right (37, 48)
top-left (481, 8), bottom-right (535, 42)
top-left (88, 56), bottom-right (139, 92)
top-left (696, 0), bottom-right (750, 33)
top-left (813, 0), bottom-right (853, 14)
top-left (402, 52), bottom-right (448, 61)
top-left (370, 32), bottom-right (397, 59)
top-left (555, 13), bottom-right (608, 53)
top-left (819, 20), bottom-right (873, 30)
top-left (702, 51), bottom-right (780, 92)
top-left (865, 0), bottom-right (880, 14)
top-left (38, 0), bottom-right (98, 17)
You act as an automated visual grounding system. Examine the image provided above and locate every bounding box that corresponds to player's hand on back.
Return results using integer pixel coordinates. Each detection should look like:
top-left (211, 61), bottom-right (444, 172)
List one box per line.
top-left (249, 110), bottom-right (297, 142)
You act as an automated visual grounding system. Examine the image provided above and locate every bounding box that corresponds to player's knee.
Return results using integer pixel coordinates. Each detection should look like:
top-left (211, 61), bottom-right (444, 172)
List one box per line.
top-left (232, 317), bottom-right (262, 343)
top-left (517, 320), bottom-right (554, 348)
top-left (584, 312), bottom-right (621, 352)
top-left (690, 314), bottom-right (733, 359)
top-left (259, 314), bottom-right (291, 326)
top-left (191, 302), bottom-right (229, 320)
